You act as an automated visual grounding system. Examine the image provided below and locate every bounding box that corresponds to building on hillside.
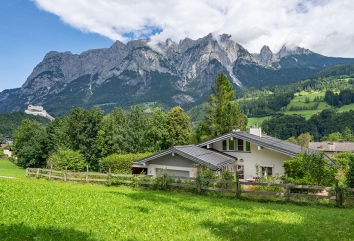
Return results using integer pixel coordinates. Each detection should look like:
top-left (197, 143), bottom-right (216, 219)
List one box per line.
top-left (24, 105), bottom-right (54, 121)
top-left (309, 141), bottom-right (354, 157)
top-left (133, 125), bottom-right (330, 180)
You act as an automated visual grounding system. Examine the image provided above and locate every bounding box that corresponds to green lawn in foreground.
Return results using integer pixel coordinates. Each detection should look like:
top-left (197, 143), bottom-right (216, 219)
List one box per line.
top-left (1, 159), bottom-right (354, 240)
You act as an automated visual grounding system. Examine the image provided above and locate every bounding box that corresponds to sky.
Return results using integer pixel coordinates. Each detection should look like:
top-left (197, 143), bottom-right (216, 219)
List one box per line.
top-left (1, 0), bottom-right (354, 91)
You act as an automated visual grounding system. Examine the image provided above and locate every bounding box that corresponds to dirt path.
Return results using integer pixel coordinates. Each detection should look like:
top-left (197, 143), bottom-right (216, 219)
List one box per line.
top-left (0, 175), bottom-right (17, 179)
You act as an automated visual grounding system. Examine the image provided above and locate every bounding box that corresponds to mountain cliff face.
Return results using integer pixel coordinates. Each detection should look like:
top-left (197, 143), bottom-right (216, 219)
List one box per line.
top-left (2, 33), bottom-right (354, 116)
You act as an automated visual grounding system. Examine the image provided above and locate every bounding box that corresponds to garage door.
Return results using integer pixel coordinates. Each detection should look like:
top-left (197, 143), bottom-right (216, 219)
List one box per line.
top-left (155, 168), bottom-right (190, 177)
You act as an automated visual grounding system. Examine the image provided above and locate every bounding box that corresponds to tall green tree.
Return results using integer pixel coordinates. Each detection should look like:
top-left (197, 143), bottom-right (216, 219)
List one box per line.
top-left (207, 73), bottom-right (245, 137)
top-left (67, 107), bottom-right (104, 170)
top-left (46, 116), bottom-right (71, 155)
top-left (13, 119), bottom-right (48, 168)
top-left (166, 106), bottom-right (192, 146)
top-left (96, 107), bottom-right (128, 157)
top-left (125, 106), bottom-right (148, 153)
top-left (145, 108), bottom-right (168, 152)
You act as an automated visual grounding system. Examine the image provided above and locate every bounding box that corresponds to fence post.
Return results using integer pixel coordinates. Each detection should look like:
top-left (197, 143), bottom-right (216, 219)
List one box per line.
top-left (49, 164), bottom-right (53, 180)
top-left (108, 168), bottom-right (112, 182)
top-left (196, 165), bottom-right (201, 193)
top-left (26, 168), bottom-right (28, 177)
top-left (235, 171), bottom-right (241, 198)
top-left (285, 174), bottom-right (290, 202)
top-left (36, 168), bottom-right (40, 178)
top-left (86, 165), bottom-right (89, 183)
top-left (64, 172), bottom-right (67, 182)
top-left (335, 179), bottom-right (343, 207)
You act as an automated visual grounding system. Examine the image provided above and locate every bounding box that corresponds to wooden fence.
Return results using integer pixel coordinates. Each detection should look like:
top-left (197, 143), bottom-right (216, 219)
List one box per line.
top-left (26, 168), bottom-right (354, 207)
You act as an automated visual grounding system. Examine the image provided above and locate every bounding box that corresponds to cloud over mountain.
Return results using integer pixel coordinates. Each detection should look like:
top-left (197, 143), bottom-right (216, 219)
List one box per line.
top-left (33, 0), bottom-right (354, 57)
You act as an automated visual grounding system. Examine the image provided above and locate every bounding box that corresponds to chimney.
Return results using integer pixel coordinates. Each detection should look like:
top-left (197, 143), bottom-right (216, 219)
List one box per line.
top-left (249, 124), bottom-right (262, 137)
top-left (232, 126), bottom-right (240, 132)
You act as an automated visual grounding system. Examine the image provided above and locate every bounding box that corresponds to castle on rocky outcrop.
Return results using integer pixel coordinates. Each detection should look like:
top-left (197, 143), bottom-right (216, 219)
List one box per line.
top-left (24, 105), bottom-right (54, 121)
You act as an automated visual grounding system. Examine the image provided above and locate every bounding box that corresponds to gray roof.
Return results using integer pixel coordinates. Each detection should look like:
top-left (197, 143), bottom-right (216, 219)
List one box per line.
top-left (134, 145), bottom-right (236, 170)
top-left (198, 131), bottom-right (309, 157)
top-left (309, 142), bottom-right (354, 152)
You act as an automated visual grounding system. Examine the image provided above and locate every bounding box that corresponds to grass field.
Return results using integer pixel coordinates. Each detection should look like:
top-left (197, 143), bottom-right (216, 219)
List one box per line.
top-left (248, 91), bottom-right (354, 127)
top-left (1, 159), bottom-right (354, 240)
top-left (338, 103), bottom-right (354, 112)
top-left (247, 116), bottom-right (270, 128)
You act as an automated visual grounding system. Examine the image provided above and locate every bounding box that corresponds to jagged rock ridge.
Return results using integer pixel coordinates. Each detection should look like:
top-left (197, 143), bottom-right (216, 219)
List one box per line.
top-left (1, 33), bottom-right (354, 116)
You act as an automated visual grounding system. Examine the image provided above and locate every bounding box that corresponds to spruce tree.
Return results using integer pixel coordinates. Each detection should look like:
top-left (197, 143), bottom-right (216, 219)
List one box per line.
top-left (206, 73), bottom-right (245, 137)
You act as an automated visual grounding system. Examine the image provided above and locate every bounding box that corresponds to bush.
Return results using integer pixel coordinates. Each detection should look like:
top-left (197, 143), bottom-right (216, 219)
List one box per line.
top-left (100, 152), bottom-right (152, 174)
top-left (346, 154), bottom-right (354, 188)
top-left (47, 149), bottom-right (86, 172)
top-left (0, 148), bottom-right (7, 159)
top-left (284, 151), bottom-right (337, 186)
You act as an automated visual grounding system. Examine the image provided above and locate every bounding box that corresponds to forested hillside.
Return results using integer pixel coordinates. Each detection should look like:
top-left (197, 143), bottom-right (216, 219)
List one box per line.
top-left (0, 112), bottom-right (49, 137)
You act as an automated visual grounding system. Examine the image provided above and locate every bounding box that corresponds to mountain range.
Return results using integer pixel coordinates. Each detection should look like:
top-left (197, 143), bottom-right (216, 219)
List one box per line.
top-left (1, 33), bottom-right (354, 116)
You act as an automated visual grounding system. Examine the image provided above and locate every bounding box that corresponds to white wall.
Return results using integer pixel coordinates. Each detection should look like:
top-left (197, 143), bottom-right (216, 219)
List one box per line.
top-left (212, 139), bottom-right (291, 179)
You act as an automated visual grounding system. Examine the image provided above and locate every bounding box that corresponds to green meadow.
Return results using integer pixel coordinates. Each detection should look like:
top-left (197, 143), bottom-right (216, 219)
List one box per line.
top-left (248, 91), bottom-right (354, 127)
top-left (1, 159), bottom-right (354, 240)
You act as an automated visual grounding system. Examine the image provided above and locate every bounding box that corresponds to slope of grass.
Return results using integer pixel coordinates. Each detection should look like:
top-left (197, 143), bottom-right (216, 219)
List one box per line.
top-left (283, 102), bottom-right (329, 119)
top-left (338, 103), bottom-right (354, 112)
top-left (1, 159), bottom-right (354, 240)
top-left (0, 158), bottom-right (25, 178)
top-left (247, 116), bottom-right (270, 128)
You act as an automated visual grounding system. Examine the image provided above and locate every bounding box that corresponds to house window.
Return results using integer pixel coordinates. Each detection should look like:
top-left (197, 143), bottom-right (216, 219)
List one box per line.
top-left (236, 165), bottom-right (244, 179)
top-left (237, 139), bottom-right (244, 151)
top-left (261, 166), bottom-right (273, 176)
top-left (229, 139), bottom-right (235, 150)
top-left (246, 141), bottom-right (251, 151)
top-left (222, 140), bottom-right (227, 150)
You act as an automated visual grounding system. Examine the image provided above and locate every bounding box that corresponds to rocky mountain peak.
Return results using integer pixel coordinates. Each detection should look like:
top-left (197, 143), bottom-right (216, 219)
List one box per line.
top-left (259, 45), bottom-right (274, 65)
top-left (276, 45), bottom-right (313, 59)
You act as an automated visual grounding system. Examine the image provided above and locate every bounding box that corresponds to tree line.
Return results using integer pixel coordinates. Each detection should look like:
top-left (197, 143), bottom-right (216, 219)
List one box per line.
top-left (262, 108), bottom-right (354, 141)
top-left (324, 89), bottom-right (354, 107)
top-left (12, 73), bottom-right (246, 171)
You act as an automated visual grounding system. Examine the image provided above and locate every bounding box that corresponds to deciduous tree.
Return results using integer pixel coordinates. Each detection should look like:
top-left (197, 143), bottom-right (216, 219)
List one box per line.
top-left (166, 106), bottom-right (192, 146)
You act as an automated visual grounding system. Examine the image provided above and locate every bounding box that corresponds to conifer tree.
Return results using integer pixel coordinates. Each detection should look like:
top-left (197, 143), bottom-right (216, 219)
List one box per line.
top-left (206, 73), bottom-right (245, 137)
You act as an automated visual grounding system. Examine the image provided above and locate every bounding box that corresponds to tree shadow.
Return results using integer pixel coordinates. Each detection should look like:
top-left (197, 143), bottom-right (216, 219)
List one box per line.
top-left (0, 223), bottom-right (94, 241)
top-left (200, 219), bottom-right (308, 240)
top-left (108, 189), bottom-right (204, 214)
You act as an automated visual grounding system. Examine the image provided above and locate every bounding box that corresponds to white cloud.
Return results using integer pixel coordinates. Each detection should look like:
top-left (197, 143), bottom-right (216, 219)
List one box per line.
top-left (33, 0), bottom-right (354, 57)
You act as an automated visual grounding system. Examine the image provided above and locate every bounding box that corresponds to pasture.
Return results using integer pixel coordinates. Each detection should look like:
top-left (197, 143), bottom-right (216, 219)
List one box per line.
top-left (1, 159), bottom-right (354, 240)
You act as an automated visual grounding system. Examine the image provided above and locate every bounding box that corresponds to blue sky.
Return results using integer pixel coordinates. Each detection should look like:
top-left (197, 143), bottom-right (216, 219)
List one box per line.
top-left (1, 0), bottom-right (354, 90)
top-left (0, 0), bottom-right (113, 90)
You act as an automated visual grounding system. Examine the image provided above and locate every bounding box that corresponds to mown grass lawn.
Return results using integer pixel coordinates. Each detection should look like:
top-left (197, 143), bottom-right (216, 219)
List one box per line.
top-left (1, 159), bottom-right (354, 241)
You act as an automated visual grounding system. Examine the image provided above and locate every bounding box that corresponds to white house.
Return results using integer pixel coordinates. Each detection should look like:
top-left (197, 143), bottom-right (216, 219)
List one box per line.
top-left (133, 125), bottom-right (322, 180)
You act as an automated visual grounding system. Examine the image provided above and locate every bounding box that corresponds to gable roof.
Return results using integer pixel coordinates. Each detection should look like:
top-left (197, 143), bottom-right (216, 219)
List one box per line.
top-left (197, 131), bottom-right (309, 157)
top-left (134, 145), bottom-right (236, 170)
top-left (309, 141), bottom-right (354, 152)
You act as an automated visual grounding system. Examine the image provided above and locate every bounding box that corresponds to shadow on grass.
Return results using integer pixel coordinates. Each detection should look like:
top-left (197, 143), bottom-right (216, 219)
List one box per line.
top-left (0, 223), bottom-right (94, 241)
top-left (200, 219), bottom-right (309, 240)
top-left (108, 189), bottom-right (204, 214)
